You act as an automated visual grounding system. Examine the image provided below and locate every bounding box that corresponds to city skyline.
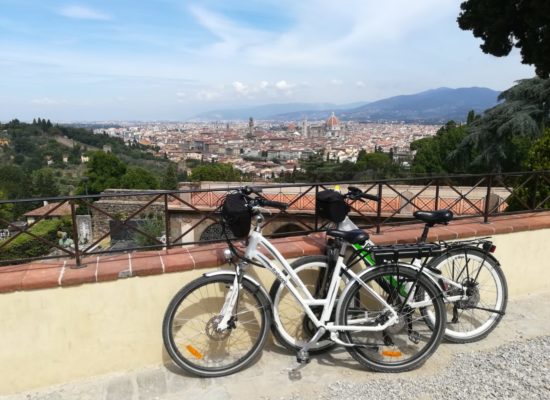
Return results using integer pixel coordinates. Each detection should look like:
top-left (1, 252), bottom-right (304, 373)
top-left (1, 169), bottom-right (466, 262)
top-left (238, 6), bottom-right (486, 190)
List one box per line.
top-left (0, 0), bottom-right (535, 121)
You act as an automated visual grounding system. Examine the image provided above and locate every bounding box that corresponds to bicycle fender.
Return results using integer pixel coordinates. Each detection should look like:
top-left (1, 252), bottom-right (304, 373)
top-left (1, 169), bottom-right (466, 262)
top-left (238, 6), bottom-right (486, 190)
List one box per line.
top-left (439, 245), bottom-right (501, 266)
top-left (203, 271), bottom-right (273, 308)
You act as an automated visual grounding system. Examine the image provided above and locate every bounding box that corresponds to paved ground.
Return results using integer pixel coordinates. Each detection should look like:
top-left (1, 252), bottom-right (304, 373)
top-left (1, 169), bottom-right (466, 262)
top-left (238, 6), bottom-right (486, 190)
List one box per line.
top-left (3, 290), bottom-right (550, 400)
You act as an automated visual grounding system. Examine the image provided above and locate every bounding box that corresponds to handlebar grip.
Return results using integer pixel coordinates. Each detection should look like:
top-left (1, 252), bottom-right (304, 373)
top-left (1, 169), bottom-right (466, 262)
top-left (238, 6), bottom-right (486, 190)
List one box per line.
top-left (260, 199), bottom-right (288, 210)
top-left (362, 193), bottom-right (380, 202)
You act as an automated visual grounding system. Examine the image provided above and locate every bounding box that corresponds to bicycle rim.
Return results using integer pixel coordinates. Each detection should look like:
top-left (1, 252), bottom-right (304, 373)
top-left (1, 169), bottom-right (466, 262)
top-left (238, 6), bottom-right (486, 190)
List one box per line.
top-left (163, 275), bottom-right (269, 376)
top-left (431, 250), bottom-right (507, 342)
top-left (338, 266), bottom-right (445, 372)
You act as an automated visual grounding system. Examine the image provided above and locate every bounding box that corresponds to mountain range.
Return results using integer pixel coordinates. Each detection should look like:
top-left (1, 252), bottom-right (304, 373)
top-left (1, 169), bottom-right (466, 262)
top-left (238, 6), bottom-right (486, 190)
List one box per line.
top-left (191, 87), bottom-right (500, 123)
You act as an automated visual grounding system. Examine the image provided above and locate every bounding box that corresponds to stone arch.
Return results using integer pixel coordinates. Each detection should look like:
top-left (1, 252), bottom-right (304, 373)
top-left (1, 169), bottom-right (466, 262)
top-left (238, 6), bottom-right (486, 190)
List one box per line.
top-left (199, 222), bottom-right (235, 241)
top-left (271, 223), bottom-right (304, 235)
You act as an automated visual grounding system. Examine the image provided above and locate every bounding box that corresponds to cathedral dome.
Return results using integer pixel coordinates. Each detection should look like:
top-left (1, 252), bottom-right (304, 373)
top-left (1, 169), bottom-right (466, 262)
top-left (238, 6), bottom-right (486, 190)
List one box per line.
top-left (326, 112), bottom-right (339, 128)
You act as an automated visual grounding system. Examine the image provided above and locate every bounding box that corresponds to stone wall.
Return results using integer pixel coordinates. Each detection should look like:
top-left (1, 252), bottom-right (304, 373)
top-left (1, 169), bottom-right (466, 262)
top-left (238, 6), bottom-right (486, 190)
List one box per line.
top-left (90, 189), bottom-right (166, 242)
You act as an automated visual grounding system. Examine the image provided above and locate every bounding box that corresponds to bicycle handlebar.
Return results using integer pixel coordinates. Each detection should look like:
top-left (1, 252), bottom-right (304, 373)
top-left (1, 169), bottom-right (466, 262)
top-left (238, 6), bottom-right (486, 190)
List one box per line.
top-left (258, 199), bottom-right (288, 210)
top-left (347, 186), bottom-right (380, 202)
top-left (238, 186), bottom-right (289, 210)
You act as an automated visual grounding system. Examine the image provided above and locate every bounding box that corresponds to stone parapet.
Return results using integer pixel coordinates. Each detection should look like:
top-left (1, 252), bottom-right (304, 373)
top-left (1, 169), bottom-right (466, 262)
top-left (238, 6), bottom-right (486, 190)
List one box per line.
top-left (2, 211), bottom-right (550, 294)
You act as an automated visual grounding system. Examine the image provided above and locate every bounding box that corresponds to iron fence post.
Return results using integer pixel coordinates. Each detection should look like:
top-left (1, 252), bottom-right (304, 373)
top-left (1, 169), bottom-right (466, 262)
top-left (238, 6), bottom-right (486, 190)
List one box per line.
top-left (70, 200), bottom-right (82, 268)
top-left (531, 171), bottom-right (539, 210)
top-left (434, 180), bottom-right (440, 210)
top-left (483, 174), bottom-right (493, 223)
top-left (314, 185), bottom-right (319, 231)
top-left (164, 193), bottom-right (170, 248)
top-left (376, 182), bottom-right (383, 234)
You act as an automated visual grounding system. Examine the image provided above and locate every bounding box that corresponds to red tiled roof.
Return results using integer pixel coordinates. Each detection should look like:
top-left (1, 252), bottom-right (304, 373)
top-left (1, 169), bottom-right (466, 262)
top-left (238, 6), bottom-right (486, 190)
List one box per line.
top-left (24, 202), bottom-right (72, 217)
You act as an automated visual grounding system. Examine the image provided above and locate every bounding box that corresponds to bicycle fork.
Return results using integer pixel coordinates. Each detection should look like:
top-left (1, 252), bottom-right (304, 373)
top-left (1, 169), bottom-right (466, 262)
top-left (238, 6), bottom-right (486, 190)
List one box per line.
top-left (216, 262), bottom-right (247, 331)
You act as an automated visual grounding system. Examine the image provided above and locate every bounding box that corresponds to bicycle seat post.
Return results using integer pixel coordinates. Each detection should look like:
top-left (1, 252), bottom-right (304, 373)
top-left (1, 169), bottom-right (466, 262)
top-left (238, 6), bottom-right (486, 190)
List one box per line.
top-left (419, 223), bottom-right (433, 243)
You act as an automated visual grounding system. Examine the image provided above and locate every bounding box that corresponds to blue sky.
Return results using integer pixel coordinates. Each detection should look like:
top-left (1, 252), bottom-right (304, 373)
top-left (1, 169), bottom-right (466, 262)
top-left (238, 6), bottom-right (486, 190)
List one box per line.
top-left (0, 0), bottom-right (535, 121)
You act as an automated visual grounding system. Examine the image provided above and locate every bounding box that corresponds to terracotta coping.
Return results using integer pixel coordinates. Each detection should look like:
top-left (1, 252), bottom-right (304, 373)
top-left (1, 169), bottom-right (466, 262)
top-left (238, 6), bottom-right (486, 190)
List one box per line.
top-left (1, 212), bottom-right (550, 294)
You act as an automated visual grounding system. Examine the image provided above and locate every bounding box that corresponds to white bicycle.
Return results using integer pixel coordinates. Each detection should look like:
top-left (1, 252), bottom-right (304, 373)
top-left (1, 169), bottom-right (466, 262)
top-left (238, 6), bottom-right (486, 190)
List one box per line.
top-left (162, 187), bottom-right (446, 377)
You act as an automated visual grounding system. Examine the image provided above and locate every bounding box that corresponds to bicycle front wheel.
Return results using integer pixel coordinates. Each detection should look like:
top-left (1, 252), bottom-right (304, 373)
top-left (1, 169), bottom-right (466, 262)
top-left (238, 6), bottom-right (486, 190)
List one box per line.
top-left (162, 274), bottom-right (271, 377)
top-left (337, 265), bottom-right (446, 372)
top-left (428, 247), bottom-right (508, 343)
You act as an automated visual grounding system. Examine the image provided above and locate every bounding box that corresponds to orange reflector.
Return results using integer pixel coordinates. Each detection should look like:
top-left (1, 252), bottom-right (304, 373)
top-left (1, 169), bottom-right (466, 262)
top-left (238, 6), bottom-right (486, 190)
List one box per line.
top-left (382, 350), bottom-right (402, 357)
top-left (186, 345), bottom-right (203, 359)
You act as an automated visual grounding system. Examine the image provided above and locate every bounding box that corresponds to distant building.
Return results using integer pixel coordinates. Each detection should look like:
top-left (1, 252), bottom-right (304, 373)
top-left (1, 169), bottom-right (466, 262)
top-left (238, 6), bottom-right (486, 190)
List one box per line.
top-left (247, 117), bottom-right (254, 140)
top-left (24, 202), bottom-right (72, 225)
top-left (325, 112), bottom-right (342, 137)
top-left (307, 112), bottom-right (344, 138)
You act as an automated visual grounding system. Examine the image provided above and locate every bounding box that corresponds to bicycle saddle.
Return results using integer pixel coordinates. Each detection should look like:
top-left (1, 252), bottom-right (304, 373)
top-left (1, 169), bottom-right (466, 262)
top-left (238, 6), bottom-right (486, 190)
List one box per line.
top-left (326, 229), bottom-right (369, 244)
top-left (413, 209), bottom-right (454, 225)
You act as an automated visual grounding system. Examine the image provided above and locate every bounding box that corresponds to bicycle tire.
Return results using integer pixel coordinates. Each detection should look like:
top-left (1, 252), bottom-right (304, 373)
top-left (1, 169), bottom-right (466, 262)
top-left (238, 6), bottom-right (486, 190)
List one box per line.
top-left (337, 265), bottom-right (446, 372)
top-left (269, 256), bottom-right (337, 354)
top-left (426, 246), bottom-right (508, 343)
top-left (162, 274), bottom-right (271, 377)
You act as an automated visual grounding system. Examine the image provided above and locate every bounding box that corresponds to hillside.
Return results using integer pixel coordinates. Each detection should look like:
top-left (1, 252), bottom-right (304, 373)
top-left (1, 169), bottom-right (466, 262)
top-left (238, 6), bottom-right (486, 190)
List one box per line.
top-left (191, 101), bottom-right (369, 121)
top-left (194, 87), bottom-right (500, 123)
top-left (0, 119), bottom-right (169, 196)
top-left (340, 87), bottom-right (500, 123)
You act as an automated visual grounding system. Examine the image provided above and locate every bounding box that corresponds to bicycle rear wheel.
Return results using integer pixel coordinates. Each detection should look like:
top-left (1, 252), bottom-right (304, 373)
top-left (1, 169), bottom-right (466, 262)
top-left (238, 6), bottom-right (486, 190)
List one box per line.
top-left (337, 265), bottom-right (446, 372)
top-left (162, 274), bottom-right (271, 377)
top-left (427, 247), bottom-right (507, 343)
top-left (269, 256), bottom-right (337, 354)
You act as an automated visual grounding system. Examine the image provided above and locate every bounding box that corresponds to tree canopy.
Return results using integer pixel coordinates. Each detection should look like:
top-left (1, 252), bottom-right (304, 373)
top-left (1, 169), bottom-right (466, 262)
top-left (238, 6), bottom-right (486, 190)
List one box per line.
top-left (410, 121), bottom-right (472, 174)
top-left (120, 166), bottom-right (159, 190)
top-left (161, 163), bottom-right (179, 190)
top-left (190, 163), bottom-right (242, 182)
top-left (83, 151), bottom-right (127, 194)
top-left (452, 77), bottom-right (550, 172)
top-left (458, 0), bottom-right (550, 77)
top-left (31, 168), bottom-right (60, 198)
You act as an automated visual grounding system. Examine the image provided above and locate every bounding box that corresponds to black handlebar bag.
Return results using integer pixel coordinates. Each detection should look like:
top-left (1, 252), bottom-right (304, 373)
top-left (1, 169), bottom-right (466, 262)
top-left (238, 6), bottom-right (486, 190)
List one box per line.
top-left (221, 193), bottom-right (252, 238)
top-left (316, 190), bottom-right (350, 223)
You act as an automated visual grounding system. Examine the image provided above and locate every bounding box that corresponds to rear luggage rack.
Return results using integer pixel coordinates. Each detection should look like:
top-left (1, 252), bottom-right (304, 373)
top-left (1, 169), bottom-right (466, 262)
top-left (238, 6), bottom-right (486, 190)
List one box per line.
top-left (368, 243), bottom-right (444, 262)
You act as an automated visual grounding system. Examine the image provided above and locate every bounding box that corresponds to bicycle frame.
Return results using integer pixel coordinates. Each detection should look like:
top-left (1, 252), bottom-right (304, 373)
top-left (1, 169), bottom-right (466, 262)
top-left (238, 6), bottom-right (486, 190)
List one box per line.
top-left (219, 229), bottom-right (402, 333)
top-left (338, 216), bottom-right (470, 304)
top-left (350, 243), bottom-right (468, 303)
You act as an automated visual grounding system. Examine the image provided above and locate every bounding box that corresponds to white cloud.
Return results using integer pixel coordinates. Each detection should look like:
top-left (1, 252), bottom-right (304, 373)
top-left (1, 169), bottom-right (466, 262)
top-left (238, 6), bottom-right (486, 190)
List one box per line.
top-left (330, 79), bottom-right (343, 85)
top-left (232, 81), bottom-right (248, 95)
top-left (58, 5), bottom-right (111, 21)
top-left (356, 80), bottom-right (365, 87)
top-left (196, 89), bottom-right (222, 101)
top-left (31, 97), bottom-right (64, 105)
top-left (275, 80), bottom-right (292, 90)
top-left (190, 0), bottom-right (457, 68)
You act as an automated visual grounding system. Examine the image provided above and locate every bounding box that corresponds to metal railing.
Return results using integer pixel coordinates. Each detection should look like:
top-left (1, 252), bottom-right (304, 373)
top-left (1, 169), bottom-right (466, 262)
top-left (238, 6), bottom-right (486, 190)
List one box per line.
top-left (0, 170), bottom-right (549, 267)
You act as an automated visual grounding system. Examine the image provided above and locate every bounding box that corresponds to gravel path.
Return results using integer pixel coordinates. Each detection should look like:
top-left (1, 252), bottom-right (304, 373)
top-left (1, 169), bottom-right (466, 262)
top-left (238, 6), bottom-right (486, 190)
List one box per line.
top-left (302, 336), bottom-right (550, 400)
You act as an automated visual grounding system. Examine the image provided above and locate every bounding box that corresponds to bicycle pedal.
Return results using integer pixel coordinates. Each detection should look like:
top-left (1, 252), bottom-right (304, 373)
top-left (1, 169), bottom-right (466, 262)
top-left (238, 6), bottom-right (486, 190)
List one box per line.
top-left (296, 349), bottom-right (311, 364)
top-left (408, 331), bottom-right (420, 344)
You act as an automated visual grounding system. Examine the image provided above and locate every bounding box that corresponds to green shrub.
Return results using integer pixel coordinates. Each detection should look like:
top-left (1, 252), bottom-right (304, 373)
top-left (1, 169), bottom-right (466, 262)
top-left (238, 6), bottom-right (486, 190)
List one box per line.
top-left (0, 218), bottom-right (72, 261)
top-left (134, 216), bottom-right (165, 247)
